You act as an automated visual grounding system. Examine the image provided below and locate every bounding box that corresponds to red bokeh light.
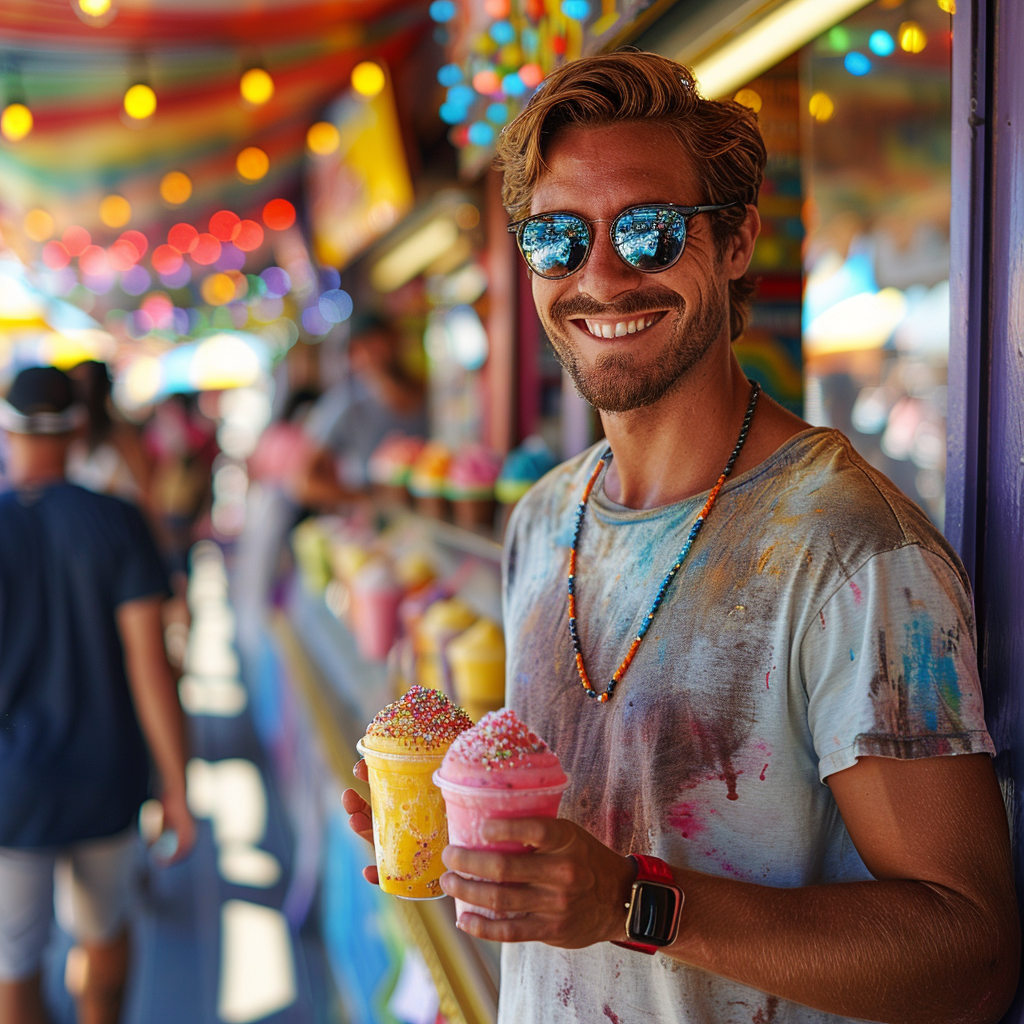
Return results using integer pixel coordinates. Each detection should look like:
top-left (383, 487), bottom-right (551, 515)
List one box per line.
top-left (120, 230), bottom-right (148, 259)
top-left (151, 244), bottom-right (184, 275)
top-left (262, 198), bottom-right (296, 231)
top-left (42, 241), bottom-right (71, 270)
top-left (168, 223), bottom-right (199, 254)
top-left (62, 225), bottom-right (91, 256)
top-left (79, 244), bottom-right (109, 276)
top-left (141, 293), bottom-right (174, 330)
top-left (472, 69), bottom-right (500, 95)
top-left (233, 219), bottom-right (264, 251)
top-left (108, 239), bottom-right (140, 272)
top-left (191, 233), bottom-right (222, 265)
top-left (209, 210), bottom-right (241, 242)
top-left (518, 63), bottom-right (543, 89)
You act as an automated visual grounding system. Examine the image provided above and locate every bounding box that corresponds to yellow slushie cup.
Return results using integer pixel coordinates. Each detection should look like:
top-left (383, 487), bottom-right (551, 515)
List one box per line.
top-left (447, 618), bottom-right (506, 722)
top-left (357, 685), bottom-right (474, 899)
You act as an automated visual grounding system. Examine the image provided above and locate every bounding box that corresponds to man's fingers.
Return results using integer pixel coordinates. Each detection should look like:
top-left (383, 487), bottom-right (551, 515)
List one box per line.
top-left (352, 759), bottom-right (369, 783)
top-left (479, 816), bottom-right (568, 851)
top-left (442, 844), bottom-right (544, 884)
top-left (456, 910), bottom-right (551, 943)
top-left (440, 871), bottom-right (561, 914)
top-left (362, 864), bottom-right (379, 885)
top-left (341, 787), bottom-right (371, 816)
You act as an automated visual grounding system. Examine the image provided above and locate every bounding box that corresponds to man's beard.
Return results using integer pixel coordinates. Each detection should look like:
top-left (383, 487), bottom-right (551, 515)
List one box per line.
top-left (540, 284), bottom-right (727, 413)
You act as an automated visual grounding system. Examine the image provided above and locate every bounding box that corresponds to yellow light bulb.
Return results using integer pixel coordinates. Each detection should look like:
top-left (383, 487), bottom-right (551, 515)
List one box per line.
top-left (351, 61), bottom-right (386, 98)
top-left (99, 194), bottom-right (131, 228)
top-left (201, 273), bottom-right (238, 306)
top-left (898, 21), bottom-right (927, 52)
top-left (240, 68), bottom-right (274, 106)
top-left (24, 209), bottom-right (54, 242)
top-left (307, 121), bottom-right (341, 155)
top-left (808, 91), bottom-right (835, 122)
top-left (733, 88), bottom-right (762, 113)
top-left (160, 170), bottom-right (192, 205)
top-left (236, 146), bottom-right (269, 181)
top-left (936, 0), bottom-right (955, 12)
top-left (124, 83), bottom-right (156, 120)
top-left (1, 103), bottom-right (33, 142)
top-left (78, 0), bottom-right (112, 14)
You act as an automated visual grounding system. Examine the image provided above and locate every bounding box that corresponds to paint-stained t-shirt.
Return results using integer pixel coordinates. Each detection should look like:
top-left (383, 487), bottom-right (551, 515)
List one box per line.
top-left (499, 428), bottom-right (994, 1024)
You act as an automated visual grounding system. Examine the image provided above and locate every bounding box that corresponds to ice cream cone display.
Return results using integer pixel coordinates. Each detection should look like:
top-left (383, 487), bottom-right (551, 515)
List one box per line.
top-left (416, 597), bottom-right (477, 692)
top-left (408, 441), bottom-right (453, 520)
top-left (394, 550), bottom-right (436, 593)
top-left (445, 444), bottom-right (502, 530)
top-left (357, 685), bottom-right (474, 899)
top-left (350, 558), bottom-right (403, 661)
top-left (435, 708), bottom-right (568, 918)
top-left (368, 433), bottom-right (426, 506)
top-left (447, 618), bottom-right (505, 721)
top-left (495, 435), bottom-right (558, 507)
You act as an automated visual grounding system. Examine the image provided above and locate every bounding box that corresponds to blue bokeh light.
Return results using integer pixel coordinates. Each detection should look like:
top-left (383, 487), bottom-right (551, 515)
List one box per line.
top-left (502, 72), bottom-right (527, 96)
top-left (868, 30), bottom-right (895, 56)
top-left (447, 84), bottom-right (475, 108)
top-left (428, 0), bottom-right (456, 22)
top-left (489, 20), bottom-right (516, 44)
top-left (487, 102), bottom-right (508, 124)
top-left (844, 51), bottom-right (872, 75)
top-left (437, 64), bottom-right (464, 87)
top-left (440, 102), bottom-right (467, 124)
top-left (560, 0), bottom-right (590, 20)
top-left (467, 121), bottom-right (495, 146)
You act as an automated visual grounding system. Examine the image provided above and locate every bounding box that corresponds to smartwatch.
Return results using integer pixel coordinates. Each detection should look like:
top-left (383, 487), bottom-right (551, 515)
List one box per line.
top-left (611, 854), bottom-right (684, 954)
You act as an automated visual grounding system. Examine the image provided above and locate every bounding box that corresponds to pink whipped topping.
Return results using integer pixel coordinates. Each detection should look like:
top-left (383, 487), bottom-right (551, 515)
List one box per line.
top-left (446, 444), bottom-right (502, 497)
top-left (439, 708), bottom-right (566, 788)
top-left (368, 434), bottom-right (426, 485)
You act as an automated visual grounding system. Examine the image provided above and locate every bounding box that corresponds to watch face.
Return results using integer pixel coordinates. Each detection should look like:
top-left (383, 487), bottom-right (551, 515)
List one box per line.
top-left (627, 882), bottom-right (681, 947)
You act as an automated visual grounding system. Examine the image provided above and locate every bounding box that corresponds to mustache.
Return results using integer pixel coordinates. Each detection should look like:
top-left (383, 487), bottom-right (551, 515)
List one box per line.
top-left (549, 287), bottom-right (686, 321)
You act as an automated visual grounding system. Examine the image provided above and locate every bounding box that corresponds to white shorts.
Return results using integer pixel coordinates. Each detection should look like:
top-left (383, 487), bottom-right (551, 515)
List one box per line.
top-left (0, 827), bottom-right (139, 981)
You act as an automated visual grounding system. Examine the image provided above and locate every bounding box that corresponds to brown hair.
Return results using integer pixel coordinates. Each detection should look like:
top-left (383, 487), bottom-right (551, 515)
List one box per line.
top-left (495, 50), bottom-right (767, 340)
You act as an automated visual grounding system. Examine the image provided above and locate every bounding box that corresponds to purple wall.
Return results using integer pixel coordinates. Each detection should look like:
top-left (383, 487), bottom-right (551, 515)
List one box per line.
top-left (948, 2), bottom-right (1024, 1019)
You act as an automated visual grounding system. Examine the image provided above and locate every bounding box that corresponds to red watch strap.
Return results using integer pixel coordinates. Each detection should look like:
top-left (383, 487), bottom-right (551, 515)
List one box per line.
top-left (632, 854), bottom-right (674, 885)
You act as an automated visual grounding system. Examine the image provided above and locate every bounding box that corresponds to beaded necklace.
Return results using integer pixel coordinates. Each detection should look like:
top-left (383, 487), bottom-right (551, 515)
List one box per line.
top-left (568, 380), bottom-right (761, 703)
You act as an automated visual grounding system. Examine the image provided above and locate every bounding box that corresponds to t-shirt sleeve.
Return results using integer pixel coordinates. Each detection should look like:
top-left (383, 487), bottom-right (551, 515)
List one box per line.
top-left (800, 544), bottom-right (995, 782)
top-left (303, 385), bottom-right (352, 451)
top-left (111, 504), bottom-right (170, 606)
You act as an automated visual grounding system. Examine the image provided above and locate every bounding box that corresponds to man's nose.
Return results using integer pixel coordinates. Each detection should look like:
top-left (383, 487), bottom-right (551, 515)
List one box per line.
top-left (574, 227), bottom-right (642, 304)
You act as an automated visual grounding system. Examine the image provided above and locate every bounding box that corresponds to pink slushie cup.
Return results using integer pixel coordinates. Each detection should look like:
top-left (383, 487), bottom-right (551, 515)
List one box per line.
top-left (433, 708), bottom-right (569, 920)
top-left (351, 560), bottom-right (403, 661)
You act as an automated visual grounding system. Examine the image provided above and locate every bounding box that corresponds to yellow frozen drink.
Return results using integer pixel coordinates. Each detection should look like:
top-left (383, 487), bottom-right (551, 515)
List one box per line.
top-left (357, 685), bottom-right (473, 899)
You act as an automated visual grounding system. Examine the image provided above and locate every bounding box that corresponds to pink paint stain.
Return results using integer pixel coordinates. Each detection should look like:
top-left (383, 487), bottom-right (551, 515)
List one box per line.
top-left (668, 801), bottom-right (706, 839)
top-left (819, 609), bottom-right (826, 630)
top-left (849, 581), bottom-right (862, 604)
top-left (760, 763), bottom-right (769, 781)
top-left (765, 664), bottom-right (776, 690)
top-left (723, 764), bottom-right (742, 801)
top-left (603, 1007), bottom-right (622, 1024)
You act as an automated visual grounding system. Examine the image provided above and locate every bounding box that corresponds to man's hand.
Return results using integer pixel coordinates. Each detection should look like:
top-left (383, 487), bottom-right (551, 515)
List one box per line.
top-left (439, 817), bottom-right (635, 947)
top-left (341, 760), bottom-right (379, 885)
top-left (158, 788), bottom-right (196, 864)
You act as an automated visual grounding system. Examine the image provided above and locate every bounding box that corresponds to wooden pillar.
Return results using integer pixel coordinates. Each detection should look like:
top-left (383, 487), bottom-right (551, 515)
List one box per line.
top-left (484, 168), bottom-right (517, 454)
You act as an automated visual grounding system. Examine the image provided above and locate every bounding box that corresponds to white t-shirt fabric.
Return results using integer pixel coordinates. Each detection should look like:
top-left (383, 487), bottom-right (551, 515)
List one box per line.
top-left (499, 428), bottom-right (994, 1024)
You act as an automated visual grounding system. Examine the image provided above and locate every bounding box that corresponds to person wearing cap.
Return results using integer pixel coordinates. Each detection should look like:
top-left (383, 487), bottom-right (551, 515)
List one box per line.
top-left (0, 366), bottom-right (195, 1024)
top-left (294, 314), bottom-right (427, 508)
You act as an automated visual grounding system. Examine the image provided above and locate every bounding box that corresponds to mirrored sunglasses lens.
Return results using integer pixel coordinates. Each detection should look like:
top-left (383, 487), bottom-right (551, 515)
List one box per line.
top-left (520, 215), bottom-right (589, 278)
top-left (613, 207), bottom-right (687, 271)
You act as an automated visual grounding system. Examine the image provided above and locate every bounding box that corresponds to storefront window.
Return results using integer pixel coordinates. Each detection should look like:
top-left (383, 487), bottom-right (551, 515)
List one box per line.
top-left (800, 0), bottom-right (952, 527)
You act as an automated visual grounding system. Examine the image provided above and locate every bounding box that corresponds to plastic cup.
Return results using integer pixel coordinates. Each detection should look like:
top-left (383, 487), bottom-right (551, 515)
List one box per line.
top-left (351, 583), bottom-right (403, 661)
top-left (356, 738), bottom-right (450, 899)
top-left (448, 623), bottom-right (505, 722)
top-left (433, 770), bottom-right (569, 919)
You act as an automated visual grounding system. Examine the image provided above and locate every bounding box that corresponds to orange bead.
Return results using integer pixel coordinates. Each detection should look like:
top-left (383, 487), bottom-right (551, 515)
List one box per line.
top-left (598, 693), bottom-right (609, 702)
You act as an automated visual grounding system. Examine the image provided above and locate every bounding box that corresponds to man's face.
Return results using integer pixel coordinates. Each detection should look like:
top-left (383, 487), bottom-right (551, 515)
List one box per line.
top-left (528, 122), bottom-right (732, 413)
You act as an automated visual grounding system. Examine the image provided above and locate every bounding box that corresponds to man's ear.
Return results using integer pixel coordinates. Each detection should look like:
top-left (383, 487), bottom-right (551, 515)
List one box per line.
top-left (726, 204), bottom-right (761, 281)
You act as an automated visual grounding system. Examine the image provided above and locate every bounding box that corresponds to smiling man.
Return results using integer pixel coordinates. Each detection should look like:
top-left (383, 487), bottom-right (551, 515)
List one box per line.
top-left (346, 51), bottom-right (1018, 1023)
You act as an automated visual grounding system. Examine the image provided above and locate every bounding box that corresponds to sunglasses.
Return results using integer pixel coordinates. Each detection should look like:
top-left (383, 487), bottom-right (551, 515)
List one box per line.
top-left (507, 202), bottom-right (740, 280)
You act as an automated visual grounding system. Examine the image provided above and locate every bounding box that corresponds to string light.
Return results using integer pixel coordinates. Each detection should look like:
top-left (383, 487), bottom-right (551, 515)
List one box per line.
top-left (936, 0), bottom-right (955, 12)
top-left (808, 91), bottom-right (835, 122)
top-left (99, 194), bottom-right (131, 228)
top-left (24, 209), bottom-right (54, 242)
top-left (1, 103), bottom-right (33, 142)
top-left (351, 62), bottom-right (386, 98)
top-left (124, 84), bottom-right (156, 120)
top-left (77, 0), bottom-right (112, 15)
top-left (62, 225), bottom-right (91, 256)
top-left (240, 68), bottom-right (274, 106)
top-left (236, 147), bottom-right (269, 181)
top-left (160, 171), bottom-right (192, 205)
top-left (307, 122), bottom-right (340, 155)
top-left (262, 199), bottom-right (295, 231)
top-left (898, 21), bottom-right (927, 52)
top-left (733, 88), bottom-right (762, 112)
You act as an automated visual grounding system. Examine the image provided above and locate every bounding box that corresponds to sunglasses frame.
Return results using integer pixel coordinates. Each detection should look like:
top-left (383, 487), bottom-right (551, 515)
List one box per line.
top-left (507, 201), bottom-right (742, 280)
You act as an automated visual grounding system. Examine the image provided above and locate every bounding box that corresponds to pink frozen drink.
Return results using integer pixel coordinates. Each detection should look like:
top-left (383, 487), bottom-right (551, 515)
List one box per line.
top-left (434, 708), bottom-right (568, 919)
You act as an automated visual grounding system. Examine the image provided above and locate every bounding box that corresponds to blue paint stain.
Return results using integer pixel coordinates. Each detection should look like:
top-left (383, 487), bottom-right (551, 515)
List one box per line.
top-left (902, 614), bottom-right (962, 731)
top-left (850, 648), bottom-right (855, 661)
top-left (658, 636), bottom-right (668, 665)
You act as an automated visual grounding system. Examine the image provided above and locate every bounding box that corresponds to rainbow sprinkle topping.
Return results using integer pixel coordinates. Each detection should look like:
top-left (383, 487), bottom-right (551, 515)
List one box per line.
top-left (445, 708), bottom-right (551, 770)
top-left (365, 685), bottom-right (473, 750)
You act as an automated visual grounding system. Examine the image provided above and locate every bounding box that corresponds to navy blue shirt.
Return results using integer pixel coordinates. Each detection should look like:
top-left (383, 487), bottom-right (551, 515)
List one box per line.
top-left (0, 482), bottom-right (169, 847)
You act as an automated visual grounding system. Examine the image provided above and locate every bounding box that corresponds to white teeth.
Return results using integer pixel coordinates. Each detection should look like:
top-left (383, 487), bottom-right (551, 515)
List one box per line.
top-left (582, 315), bottom-right (659, 338)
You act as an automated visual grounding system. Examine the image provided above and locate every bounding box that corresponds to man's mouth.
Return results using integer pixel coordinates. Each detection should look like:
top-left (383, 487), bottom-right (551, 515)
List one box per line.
top-left (571, 312), bottom-right (667, 339)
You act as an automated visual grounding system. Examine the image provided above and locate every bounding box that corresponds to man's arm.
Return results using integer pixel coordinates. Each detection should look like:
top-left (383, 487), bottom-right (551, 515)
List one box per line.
top-left (291, 445), bottom-right (368, 509)
top-left (117, 596), bottom-right (195, 862)
top-left (441, 753), bottom-right (1019, 1024)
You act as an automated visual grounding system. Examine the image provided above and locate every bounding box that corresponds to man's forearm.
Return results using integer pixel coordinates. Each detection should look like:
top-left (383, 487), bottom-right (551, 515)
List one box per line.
top-left (664, 867), bottom-right (1016, 1024)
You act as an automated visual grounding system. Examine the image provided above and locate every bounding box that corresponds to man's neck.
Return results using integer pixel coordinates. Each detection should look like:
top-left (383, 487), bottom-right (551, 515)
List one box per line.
top-left (599, 348), bottom-right (806, 510)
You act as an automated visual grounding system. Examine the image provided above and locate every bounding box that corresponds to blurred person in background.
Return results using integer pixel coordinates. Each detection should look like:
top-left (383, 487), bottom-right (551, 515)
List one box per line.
top-left (294, 315), bottom-right (427, 508)
top-left (0, 367), bottom-right (194, 1024)
top-left (65, 361), bottom-right (152, 513)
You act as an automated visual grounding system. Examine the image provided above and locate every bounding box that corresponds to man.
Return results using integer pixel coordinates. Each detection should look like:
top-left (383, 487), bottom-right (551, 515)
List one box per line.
top-left (294, 315), bottom-right (427, 508)
top-left (0, 366), bottom-right (194, 1024)
top-left (345, 52), bottom-right (1018, 1023)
